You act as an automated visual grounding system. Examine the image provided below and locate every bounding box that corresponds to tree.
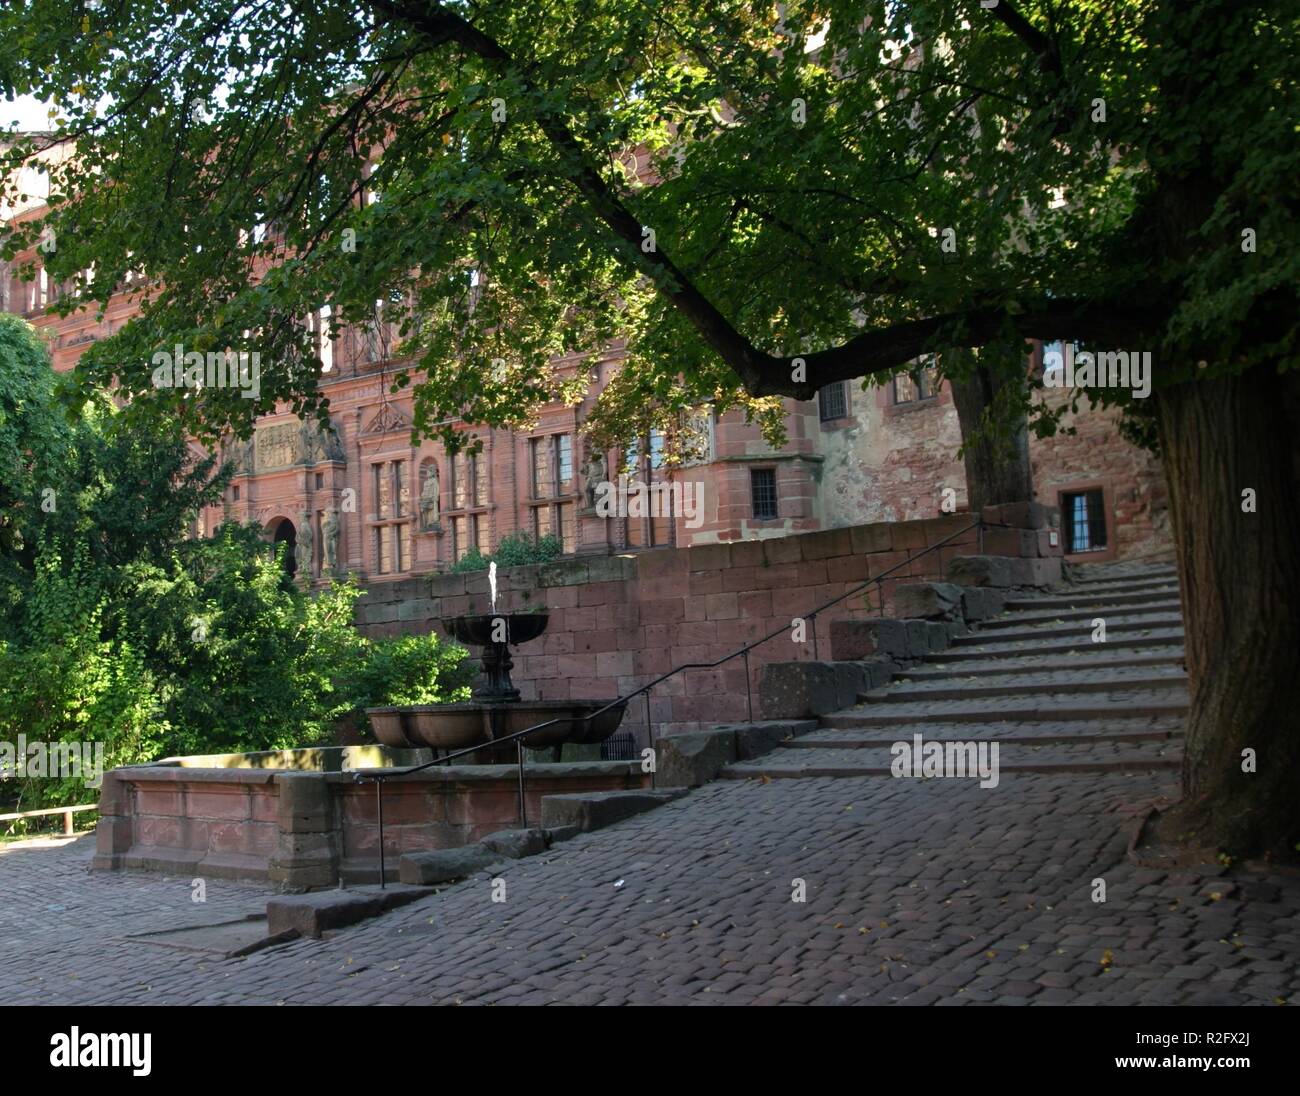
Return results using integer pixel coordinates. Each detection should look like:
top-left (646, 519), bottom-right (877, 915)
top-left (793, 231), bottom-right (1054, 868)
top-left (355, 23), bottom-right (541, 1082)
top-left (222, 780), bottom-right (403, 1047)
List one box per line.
top-left (0, 319), bottom-right (473, 816)
top-left (1, 1), bottom-right (1296, 855)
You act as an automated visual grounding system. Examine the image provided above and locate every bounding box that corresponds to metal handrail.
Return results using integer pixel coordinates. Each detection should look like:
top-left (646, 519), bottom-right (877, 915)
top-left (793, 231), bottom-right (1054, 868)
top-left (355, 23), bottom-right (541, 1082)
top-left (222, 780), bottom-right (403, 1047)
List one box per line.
top-left (357, 516), bottom-right (989, 885)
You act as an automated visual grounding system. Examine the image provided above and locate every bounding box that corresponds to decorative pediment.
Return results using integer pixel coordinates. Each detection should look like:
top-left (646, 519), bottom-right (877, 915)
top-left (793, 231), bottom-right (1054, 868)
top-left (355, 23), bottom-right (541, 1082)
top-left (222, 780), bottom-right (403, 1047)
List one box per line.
top-left (363, 404), bottom-right (412, 436)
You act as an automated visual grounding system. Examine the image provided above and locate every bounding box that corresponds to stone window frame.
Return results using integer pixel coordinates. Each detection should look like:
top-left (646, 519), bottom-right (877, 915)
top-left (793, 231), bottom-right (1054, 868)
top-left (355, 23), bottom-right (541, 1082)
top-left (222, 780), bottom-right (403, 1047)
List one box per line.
top-left (890, 356), bottom-right (942, 406)
top-left (444, 448), bottom-right (492, 561)
top-left (818, 381), bottom-right (850, 423)
top-left (878, 356), bottom-right (950, 419)
top-left (367, 455), bottom-right (414, 575)
top-left (619, 427), bottom-right (676, 550)
top-left (528, 432), bottom-right (578, 553)
top-left (750, 466), bottom-right (780, 522)
top-left (1054, 478), bottom-right (1119, 563)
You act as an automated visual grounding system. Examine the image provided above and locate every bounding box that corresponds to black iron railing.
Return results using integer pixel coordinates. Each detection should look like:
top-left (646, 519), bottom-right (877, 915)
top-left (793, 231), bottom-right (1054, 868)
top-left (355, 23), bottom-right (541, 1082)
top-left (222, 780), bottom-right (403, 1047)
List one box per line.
top-left (357, 516), bottom-right (986, 886)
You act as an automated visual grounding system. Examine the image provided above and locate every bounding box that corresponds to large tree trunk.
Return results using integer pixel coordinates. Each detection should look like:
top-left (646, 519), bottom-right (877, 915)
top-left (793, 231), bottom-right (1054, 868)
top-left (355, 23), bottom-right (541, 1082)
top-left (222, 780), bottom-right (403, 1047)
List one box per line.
top-left (1156, 364), bottom-right (1300, 856)
top-left (949, 364), bottom-right (1034, 511)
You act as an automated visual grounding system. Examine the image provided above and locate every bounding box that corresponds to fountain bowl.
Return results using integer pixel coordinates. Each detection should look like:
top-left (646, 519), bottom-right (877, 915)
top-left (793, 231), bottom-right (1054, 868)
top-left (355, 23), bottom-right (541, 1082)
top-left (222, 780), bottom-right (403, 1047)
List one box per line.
top-left (366, 699), bottom-right (628, 752)
top-left (441, 613), bottom-right (548, 646)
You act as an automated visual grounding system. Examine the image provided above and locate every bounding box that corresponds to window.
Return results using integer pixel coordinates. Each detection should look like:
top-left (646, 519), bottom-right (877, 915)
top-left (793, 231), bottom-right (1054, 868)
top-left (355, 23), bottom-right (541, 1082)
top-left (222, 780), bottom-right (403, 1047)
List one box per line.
top-left (445, 446), bottom-right (491, 560)
top-left (818, 381), bottom-right (848, 421)
top-left (1061, 489), bottom-right (1108, 553)
top-left (751, 468), bottom-right (778, 521)
top-left (893, 359), bottom-right (940, 404)
top-left (232, 485), bottom-right (240, 502)
top-left (529, 434), bottom-right (575, 552)
top-left (454, 451), bottom-right (488, 508)
top-left (622, 428), bottom-right (672, 548)
top-left (370, 459), bottom-right (412, 574)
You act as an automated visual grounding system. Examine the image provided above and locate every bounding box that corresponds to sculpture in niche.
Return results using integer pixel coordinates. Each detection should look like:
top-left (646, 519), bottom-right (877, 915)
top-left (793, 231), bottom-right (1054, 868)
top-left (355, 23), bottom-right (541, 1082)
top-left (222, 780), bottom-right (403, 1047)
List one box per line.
top-left (295, 510), bottom-right (314, 575)
top-left (583, 448), bottom-right (608, 510)
top-left (321, 508), bottom-right (340, 573)
top-left (419, 463), bottom-right (441, 530)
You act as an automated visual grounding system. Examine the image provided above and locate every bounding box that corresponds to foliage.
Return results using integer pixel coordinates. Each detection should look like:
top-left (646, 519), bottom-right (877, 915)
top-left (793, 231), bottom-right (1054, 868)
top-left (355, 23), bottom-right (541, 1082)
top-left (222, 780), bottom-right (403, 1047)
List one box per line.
top-left (0, 327), bottom-right (472, 816)
top-left (448, 531), bottom-right (563, 573)
top-left (5, 1), bottom-right (1293, 459)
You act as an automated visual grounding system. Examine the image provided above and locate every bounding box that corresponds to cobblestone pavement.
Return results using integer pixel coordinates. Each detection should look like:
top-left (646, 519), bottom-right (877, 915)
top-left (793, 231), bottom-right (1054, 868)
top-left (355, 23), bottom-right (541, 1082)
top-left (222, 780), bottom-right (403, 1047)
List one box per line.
top-left (2, 770), bottom-right (1298, 1006)
top-left (2, 560), bottom-right (1295, 1006)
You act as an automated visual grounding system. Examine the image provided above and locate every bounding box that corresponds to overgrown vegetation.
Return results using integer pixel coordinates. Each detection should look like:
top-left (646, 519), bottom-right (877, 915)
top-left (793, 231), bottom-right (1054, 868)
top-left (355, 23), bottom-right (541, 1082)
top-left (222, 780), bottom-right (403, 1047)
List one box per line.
top-left (447, 531), bottom-right (563, 574)
top-left (0, 317), bottom-right (472, 821)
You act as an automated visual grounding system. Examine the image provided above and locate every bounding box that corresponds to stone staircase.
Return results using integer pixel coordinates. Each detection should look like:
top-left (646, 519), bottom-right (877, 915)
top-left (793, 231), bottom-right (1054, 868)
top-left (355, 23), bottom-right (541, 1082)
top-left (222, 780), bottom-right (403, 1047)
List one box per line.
top-left (724, 561), bottom-right (1188, 780)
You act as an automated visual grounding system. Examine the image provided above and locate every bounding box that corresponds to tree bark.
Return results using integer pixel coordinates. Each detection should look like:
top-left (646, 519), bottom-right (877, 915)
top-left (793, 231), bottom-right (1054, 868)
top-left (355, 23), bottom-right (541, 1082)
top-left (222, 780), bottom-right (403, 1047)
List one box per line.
top-left (949, 365), bottom-right (1034, 511)
top-left (1155, 364), bottom-right (1300, 856)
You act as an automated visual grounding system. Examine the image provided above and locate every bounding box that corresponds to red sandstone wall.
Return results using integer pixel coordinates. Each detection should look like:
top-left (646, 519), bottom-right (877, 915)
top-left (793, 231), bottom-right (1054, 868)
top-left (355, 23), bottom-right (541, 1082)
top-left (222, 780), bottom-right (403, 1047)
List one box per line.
top-left (358, 516), bottom-right (1002, 737)
top-left (1029, 389), bottom-right (1171, 562)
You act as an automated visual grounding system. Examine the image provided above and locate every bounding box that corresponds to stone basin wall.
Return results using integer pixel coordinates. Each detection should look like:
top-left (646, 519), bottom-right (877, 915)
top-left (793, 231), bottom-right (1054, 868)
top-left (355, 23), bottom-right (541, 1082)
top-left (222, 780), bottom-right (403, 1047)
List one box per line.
top-left (93, 746), bottom-right (647, 890)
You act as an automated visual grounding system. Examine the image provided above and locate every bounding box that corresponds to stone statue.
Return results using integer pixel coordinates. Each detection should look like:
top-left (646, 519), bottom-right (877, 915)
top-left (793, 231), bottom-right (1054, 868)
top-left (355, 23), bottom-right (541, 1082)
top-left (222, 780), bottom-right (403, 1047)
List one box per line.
top-left (295, 511), bottom-right (314, 575)
top-left (419, 464), bottom-right (441, 530)
top-left (583, 450), bottom-right (607, 509)
top-left (322, 508), bottom-right (340, 573)
top-left (323, 426), bottom-right (346, 463)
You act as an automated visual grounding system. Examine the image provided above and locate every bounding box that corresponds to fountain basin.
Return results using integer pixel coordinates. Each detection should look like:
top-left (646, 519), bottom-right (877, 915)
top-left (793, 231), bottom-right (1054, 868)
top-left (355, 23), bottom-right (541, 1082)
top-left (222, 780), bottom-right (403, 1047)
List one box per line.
top-left (441, 613), bottom-right (548, 646)
top-left (367, 700), bottom-right (627, 752)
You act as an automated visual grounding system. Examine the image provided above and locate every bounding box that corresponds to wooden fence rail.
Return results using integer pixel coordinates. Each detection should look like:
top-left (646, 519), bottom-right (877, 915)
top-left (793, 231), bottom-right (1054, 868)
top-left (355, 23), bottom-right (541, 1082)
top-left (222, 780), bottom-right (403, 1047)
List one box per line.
top-left (0, 803), bottom-right (98, 836)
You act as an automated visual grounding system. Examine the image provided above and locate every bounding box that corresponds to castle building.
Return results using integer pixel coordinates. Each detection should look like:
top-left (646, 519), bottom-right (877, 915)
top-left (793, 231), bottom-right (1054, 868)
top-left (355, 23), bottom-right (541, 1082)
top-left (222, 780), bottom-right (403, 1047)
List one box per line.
top-left (2, 141), bottom-right (1169, 582)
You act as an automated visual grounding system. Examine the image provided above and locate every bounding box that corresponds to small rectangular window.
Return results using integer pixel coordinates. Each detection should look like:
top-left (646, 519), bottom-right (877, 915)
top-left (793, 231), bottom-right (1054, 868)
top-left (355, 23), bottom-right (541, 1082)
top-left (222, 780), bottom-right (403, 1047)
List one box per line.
top-left (818, 382), bottom-right (848, 421)
top-left (751, 468), bottom-right (778, 521)
top-left (1061, 489), bottom-right (1108, 553)
top-left (893, 359), bottom-right (940, 404)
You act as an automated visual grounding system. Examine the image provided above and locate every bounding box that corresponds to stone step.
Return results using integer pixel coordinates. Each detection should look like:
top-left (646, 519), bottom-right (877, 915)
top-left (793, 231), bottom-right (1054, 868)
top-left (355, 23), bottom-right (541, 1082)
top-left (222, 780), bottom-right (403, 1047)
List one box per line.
top-left (1066, 566), bottom-right (1180, 590)
top-left (897, 649), bottom-right (1186, 679)
top-left (927, 629), bottom-right (1185, 661)
top-left (950, 616), bottom-right (1184, 648)
top-left (790, 719), bottom-right (1181, 747)
top-left (722, 739), bottom-right (1183, 779)
top-left (981, 600), bottom-right (1182, 629)
top-left (820, 689), bottom-right (1189, 727)
top-left (1004, 586), bottom-right (1180, 611)
top-left (864, 669), bottom-right (1187, 703)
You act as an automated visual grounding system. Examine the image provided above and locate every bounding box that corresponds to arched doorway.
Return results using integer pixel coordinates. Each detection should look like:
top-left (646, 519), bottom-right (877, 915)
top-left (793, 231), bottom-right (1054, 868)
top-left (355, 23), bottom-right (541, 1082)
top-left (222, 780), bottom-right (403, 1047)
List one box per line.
top-left (271, 517), bottom-right (297, 579)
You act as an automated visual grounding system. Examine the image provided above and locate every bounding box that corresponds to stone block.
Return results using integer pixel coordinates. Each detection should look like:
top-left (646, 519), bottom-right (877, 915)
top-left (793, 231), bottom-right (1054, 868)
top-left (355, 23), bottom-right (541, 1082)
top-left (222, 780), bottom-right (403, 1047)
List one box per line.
top-left (946, 555), bottom-right (1013, 588)
top-left (828, 618), bottom-right (910, 661)
top-left (961, 587), bottom-right (1007, 623)
top-left (849, 522), bottom-right (893, 555)
top-left (398, 844), bottom-right (500, 885)
top-left (656, 729), bottom-right (736, 787)
top-left (539, 789), bottom-right (685, 832)
top-left (1009, 557), bottom-right (1062, 588)
top-left (981, 501), bottom-right (1054, 530)
top-left (725, 719), bottom-right (818, 760)
top-left (275, 773), bottom-right (333, 833)
top-left (903, 620), bottom-right (929, 657)
top-left (479, 828), bottom-right (549, 859)
top-left (758, 661), bottom-right (872, 718)
top-left (982, 527), bottom-right (1039, 558)
top-left (266, 885), bottom-right (427, 939)
top-left (759, 661), bottom-right (835, 718)
top-left (893, 581), bottom-right (965, 621)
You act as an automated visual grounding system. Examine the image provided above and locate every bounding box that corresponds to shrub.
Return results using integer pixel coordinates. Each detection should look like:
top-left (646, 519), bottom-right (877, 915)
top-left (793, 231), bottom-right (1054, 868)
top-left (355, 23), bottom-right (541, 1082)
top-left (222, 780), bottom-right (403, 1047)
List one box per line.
top-left (447, 531), bottom-right (563, 573)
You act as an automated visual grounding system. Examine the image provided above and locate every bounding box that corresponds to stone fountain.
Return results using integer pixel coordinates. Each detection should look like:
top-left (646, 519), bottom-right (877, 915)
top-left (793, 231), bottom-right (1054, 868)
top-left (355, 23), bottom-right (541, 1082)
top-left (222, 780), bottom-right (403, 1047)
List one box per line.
top-left (367, 564), bottom-right (627, 756)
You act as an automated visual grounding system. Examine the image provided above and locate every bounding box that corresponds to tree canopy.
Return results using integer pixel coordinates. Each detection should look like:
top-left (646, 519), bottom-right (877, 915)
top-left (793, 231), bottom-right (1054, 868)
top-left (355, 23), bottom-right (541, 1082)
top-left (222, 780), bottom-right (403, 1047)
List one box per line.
top-left (3, 0), bottom-right (1293, 455)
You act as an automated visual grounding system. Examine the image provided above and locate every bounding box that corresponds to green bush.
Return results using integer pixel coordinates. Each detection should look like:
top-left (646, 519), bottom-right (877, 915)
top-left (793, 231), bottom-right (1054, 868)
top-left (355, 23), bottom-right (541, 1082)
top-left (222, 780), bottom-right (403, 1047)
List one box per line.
top-left (0, 318), bottom-right (474, 818)
top-left (447, 531), bottom-right (563, 573)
